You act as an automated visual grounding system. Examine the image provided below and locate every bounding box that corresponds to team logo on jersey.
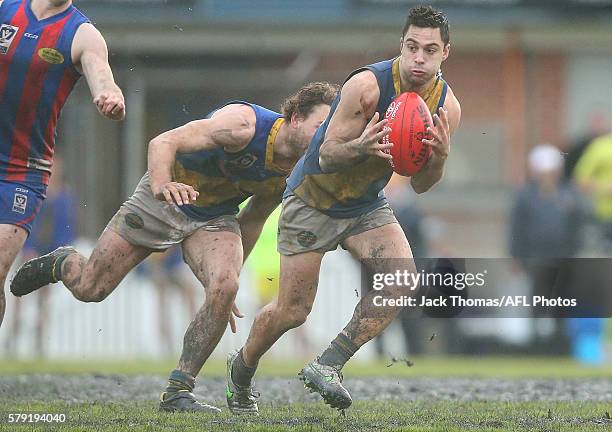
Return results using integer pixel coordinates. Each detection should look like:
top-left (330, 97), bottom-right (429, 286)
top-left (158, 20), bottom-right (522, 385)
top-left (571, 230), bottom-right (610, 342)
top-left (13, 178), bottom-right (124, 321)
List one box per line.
top-left (38, 47), bottom-right (64, 64)
top-left (12, 191), bottom-right (28, 214)
top-left (225, 154), bottom-right (258, 170)
top-left (0, 24), bottom-right (19, 55)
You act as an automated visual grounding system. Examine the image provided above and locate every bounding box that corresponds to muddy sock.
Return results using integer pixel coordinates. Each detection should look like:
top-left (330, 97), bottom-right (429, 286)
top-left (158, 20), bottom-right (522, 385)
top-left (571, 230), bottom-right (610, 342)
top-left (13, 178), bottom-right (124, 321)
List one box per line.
top-left (52, 252), bottom-right (72, 282)
top-left (231, 348), bottom-right (258, 388)
top-left (318, 333), bottom-right (359, 369)
top-left (165, 369), bottom-right (195, 393)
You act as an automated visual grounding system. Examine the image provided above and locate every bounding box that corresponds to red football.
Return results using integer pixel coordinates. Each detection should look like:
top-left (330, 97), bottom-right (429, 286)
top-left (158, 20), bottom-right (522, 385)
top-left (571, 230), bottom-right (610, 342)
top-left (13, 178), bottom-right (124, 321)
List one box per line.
top-left (383, 92), bottom-right (433, 176)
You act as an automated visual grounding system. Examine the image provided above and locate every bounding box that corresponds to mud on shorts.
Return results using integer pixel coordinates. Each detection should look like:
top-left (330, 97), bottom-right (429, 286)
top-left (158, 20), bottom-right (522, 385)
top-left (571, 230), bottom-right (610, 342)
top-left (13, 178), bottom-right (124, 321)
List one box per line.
top-left (106, 172), bottom-right (241, 251)
top-left (277, 194), bottom-right (398, 256)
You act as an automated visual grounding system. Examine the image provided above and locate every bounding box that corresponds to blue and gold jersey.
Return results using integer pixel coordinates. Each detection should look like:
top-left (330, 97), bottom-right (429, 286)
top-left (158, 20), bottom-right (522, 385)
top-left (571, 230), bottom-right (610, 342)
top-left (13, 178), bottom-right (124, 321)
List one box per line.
top-left (173, 102), bottom-right (288, 221)
top-left (285, 57), bottom-right (448, 218)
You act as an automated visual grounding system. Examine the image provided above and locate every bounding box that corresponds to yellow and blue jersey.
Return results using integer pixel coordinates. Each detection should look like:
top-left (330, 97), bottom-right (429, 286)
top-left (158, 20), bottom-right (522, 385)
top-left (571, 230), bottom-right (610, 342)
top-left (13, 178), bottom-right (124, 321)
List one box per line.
top-left (285, 57), bottom-right (447, 218)
top-left (173, 102), bottom-right (288, 221)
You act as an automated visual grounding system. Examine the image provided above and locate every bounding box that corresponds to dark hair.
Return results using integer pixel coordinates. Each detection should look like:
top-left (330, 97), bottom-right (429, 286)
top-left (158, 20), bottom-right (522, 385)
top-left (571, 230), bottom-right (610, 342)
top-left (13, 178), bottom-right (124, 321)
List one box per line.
top-left (402, 5), bottom-right (450, 45)
top-left (281, 82), bottom-right (339, 121)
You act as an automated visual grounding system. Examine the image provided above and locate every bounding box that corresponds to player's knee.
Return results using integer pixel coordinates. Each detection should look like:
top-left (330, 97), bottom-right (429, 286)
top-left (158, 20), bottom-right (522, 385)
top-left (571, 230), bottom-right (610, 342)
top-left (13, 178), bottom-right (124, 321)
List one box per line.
top-left (278, 304), bottom-right (311, 329)
top-left (74, 283), bottom-right (110, 303)
top-left (207, 272), bottom-right (239, 306)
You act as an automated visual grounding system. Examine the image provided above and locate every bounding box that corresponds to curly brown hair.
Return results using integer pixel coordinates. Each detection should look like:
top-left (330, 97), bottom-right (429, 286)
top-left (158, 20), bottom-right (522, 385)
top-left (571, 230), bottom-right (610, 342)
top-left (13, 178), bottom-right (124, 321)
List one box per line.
top-left (402, 5), bottom-right (450, 45)
top-left (281, 82), bottom-right (339, 122)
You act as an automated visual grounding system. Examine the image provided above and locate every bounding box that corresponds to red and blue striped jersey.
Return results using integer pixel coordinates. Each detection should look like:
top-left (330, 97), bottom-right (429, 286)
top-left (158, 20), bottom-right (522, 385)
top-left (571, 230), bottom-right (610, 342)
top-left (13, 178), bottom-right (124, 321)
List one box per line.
top-left (0, 0), bottom-right (89, 192)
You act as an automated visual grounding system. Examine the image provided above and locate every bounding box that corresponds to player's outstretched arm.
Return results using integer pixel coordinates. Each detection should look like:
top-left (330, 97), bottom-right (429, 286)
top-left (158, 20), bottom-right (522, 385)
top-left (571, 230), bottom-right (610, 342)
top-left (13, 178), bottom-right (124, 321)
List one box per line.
top-left (148, 104), bottom-right (256, 206)
top-left (318, 72), bottom-right (391, 173)
top-left (237, 194), bottom-right (281, 262)
top-left (72, 24), bottom-right (125, 120)
top-left (410, 86), bottom-right (461, 193)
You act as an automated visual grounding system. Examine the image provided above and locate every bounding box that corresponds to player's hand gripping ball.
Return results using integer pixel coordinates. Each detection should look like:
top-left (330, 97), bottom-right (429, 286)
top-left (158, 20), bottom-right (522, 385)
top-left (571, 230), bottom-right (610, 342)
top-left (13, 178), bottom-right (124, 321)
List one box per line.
top-left (383, 92), bottom-right (433, 176)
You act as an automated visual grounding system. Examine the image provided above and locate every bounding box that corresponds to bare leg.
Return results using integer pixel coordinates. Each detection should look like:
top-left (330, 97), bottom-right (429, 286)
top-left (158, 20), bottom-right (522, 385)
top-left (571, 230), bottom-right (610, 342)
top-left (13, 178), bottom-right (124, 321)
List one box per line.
top-left (176, 229), bottom-right (243, 377)
top-left (60, 229), bottom-right (153, 302)
top-left (340, 223), bottom-right (415, 348)
top-left (242, 251), bottom-right (323, 367)
top-left (0, 224), bottom-right (28, 327)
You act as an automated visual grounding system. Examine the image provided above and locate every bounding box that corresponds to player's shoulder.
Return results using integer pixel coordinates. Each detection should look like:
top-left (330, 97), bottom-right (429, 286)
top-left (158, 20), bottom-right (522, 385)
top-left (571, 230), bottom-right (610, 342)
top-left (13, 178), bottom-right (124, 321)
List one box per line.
top-left (70, 3), bottom-right (90, 21)
top-left (341, 70), bottom-right (380, 113)
top-left (215, 102), bottom-right (258, 127)
top-left (211, 103), bottom-right (257, 147)
top-left (442, 82), bottom-right (461, 132)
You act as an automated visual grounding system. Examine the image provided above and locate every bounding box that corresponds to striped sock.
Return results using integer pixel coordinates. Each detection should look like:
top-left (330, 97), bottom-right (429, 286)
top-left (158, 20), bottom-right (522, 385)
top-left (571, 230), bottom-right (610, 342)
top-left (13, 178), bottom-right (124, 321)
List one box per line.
top-left (318, 333), bottom-right (359, 369)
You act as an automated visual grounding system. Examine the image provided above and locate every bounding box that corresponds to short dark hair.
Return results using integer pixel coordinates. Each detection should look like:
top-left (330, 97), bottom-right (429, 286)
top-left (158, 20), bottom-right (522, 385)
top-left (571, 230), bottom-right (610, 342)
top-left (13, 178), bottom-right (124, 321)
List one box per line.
top-left (402, 5), bottom-right (450, 45)
top-left (281, 82), bottom-right (339, 121)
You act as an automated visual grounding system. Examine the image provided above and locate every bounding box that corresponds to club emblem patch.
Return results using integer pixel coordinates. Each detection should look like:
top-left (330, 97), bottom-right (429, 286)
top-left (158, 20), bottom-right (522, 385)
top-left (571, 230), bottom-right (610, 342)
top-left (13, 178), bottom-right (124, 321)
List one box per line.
top-left (297, 230), bottom-right (317, 248)
top-left (124, 212), bottom-right (144, 229)
top-left (12, 192), bottom-right (27, 214)
top-left (38, 47), bottom-right (64, 64)
top-left (225, 154), bottom-right (258, 170)
top-left (0, 24), bottom-right (19, 55)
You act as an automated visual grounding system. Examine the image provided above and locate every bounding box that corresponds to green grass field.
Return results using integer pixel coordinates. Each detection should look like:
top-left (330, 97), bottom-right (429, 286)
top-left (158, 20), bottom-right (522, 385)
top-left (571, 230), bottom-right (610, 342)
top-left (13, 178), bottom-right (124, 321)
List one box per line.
top-left (1, 357), bottom-right (610, 431)
top-left (1, 401), bottom-right (610, 432)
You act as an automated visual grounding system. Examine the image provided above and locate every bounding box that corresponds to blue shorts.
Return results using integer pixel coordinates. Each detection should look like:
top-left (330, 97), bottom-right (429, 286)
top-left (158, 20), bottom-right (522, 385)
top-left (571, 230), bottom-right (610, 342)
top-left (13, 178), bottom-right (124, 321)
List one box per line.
top-left (0, 180), bottom-right (45, 235)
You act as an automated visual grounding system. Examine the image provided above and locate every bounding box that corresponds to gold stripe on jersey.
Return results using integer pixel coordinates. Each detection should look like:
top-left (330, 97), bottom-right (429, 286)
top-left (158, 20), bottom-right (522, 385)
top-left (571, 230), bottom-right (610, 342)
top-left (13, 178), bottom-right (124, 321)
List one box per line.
top-left (232, 176), bottom-right (287, 199)
top-left (265, 118), bottom-right (289, 174)
top-left (294, 156), bottom-right (391, 210)
top-left (172, 162), bottom-right (240, 207)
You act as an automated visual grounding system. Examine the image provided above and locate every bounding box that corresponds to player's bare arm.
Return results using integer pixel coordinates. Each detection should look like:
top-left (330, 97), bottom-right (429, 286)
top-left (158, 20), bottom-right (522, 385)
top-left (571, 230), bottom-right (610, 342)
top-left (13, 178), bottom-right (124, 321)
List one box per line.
top-left (148, 104), bottom-right (256, 206)
top-left (318, 72), bottom-right (391, 173)
top-left (72, 24), bottom-right (125, 121)
top-left (410, 85), bottom-right (461, 193)
top-left (237, 194), bottom-right (281, 262)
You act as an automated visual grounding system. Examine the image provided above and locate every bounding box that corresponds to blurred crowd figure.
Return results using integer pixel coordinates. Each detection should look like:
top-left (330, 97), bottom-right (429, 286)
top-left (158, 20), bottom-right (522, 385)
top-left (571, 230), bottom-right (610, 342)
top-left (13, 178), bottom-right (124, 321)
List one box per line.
top-left (509, 132), bottom-right (611, 364)
top-left (574, 131), bottom-right (612, 252)
top-left (137, 247), bottom-right (198, 356)
top-left (509, 144), bottom-right (581, 354)
top-left (4, 158), bottom-right (77, 358)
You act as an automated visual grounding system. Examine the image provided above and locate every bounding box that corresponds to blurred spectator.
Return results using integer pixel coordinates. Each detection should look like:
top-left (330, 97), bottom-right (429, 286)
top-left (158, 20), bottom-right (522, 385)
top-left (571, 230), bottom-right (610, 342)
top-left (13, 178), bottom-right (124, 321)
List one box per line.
top-left (574, 132), bottom-right (612, 252)
top-left (563, 111), bottom-right (610, 181)
top-left (511, 144), bottom-right (582, 260)
top-left (4, 158), bottom-right (77, 358)
top-left (138, 247), bottom-right (198, 356)
top-left (509, 144), bottom-right (582, 354)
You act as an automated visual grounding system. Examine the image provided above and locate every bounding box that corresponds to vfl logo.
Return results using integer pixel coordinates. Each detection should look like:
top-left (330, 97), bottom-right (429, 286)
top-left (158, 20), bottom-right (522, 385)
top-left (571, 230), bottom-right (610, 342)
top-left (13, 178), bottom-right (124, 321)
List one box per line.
top-left (0, 24), bottom-right (18, 55)
top-left (225, 154), bottom-right (258, 170)
top-left (12, 191), bottom-right (28, 214)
